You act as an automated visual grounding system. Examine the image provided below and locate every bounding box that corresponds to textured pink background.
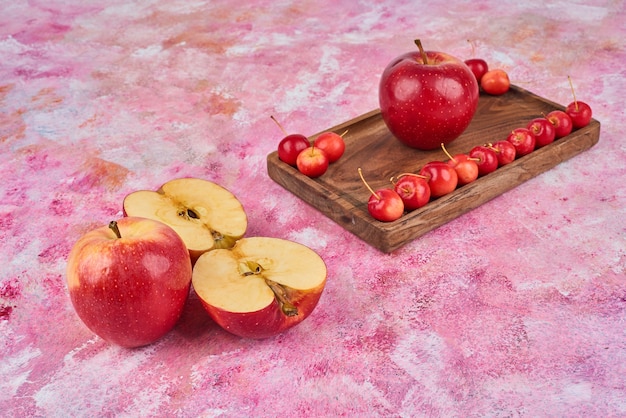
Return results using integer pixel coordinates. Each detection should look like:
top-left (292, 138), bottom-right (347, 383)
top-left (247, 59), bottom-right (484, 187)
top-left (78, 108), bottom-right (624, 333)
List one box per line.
top-left (1, 1), bottom-right (625, 416)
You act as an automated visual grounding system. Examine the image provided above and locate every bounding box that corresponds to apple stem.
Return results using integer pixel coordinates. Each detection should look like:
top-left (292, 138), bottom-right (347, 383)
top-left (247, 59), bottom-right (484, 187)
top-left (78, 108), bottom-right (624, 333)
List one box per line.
top-left (109, 221), bottom-right (122, 239)
top-left (265, 279), bottom-right (298, 317)
top-left (567, 75), bottom-right (579, 112)
top-left (358, 168), bottom-right (381, 200)
top-left (340, 129), bottom-right (349, 137)
top-left (270, 115), bottom-right (288, 136)
top-left (440, 143), bottom-right (456, 163)
top-left (467, 39), bottom-right (476, 57)
top-left (414, 39), bottom-right (428, 65)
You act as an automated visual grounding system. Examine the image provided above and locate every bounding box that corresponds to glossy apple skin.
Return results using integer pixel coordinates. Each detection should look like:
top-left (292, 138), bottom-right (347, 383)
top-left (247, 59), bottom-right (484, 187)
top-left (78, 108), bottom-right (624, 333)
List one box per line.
top-left (481, 69), bottom-right (510, 95)
top-left (447, 154), bottom-right (479, 186)
top-left (394, 174), bottom-right (431, 210)
top-left (506, 127), bottom-right (536, 157)
top-left (314, 132), bottom-right (345, 163)
top-left (197, 284), bottom-right (325, 340)
top-left (527, 117), bottom-right (556, 148)
top-left (419, 162), bottom-right (458, 198)
top-left (379, 50), bottom-right (479, 150)
top-left (546, 110), bottom-right (573, 138)
top-left (492, 140), bottom-right (517, 166)
top-left (566, 101), bottom-right (592, 129)
top-left (278, 134), bottom-right (310, 166)
top-left (469, 146), bottom-right (499, 176)
top-left (66, 217), bottom-right (192, 348)
top-left (464, 58), bottom-right (489, 83)
top-left (368, 188), bottom-right (405, 222)
top-left (296, 146), bottom-right (329, 178)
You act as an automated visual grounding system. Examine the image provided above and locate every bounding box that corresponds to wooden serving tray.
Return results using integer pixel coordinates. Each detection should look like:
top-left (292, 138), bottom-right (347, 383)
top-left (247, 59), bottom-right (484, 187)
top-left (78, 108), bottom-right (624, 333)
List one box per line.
top-left (266, 85), bottom-right (601, 253)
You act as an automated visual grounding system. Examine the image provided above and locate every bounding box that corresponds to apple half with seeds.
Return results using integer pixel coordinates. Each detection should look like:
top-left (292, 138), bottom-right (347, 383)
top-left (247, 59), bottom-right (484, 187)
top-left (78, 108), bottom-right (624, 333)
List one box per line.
top-left (192, 237), bottom-right (327, 339)
top-left (123, 178), bottom-right (247, 262)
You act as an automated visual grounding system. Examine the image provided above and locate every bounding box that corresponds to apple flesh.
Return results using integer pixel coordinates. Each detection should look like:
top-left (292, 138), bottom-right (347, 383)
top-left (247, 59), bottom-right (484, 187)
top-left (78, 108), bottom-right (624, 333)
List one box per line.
top-left (192, 237), bottom-right (327, 339)
top-left (123, 178), bottom-right (247, 262)
top-left (66, 217), bottom-right (192, 348)
top-left (379, 40), bottom-right (479, 150)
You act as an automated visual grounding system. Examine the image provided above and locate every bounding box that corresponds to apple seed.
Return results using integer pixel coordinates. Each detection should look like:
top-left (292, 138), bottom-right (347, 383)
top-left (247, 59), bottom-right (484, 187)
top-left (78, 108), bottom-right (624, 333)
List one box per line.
top-left (237, 260), bottom-right (299, 317)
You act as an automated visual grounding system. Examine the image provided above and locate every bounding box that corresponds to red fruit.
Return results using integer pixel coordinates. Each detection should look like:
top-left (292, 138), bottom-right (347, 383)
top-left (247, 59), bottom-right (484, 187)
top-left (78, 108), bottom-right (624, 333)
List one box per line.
top-left (358, 168), bottom-right (404, 222)
top-left (481, 69), bottom-right (510, 95)
top-left (506, 128), bottom-right (536, 157)
top-left (313, 131), bottom-right (346, 163)
top-left (393, 174), bottom-right (431, 211)
top-left (546, 110), bottom-right (573, 138)
top-left (491, 140), bottom-right (516, 166)
top-left (464, 58), bottom-right (489, 83)
top-left (419, 161), bottom-right (458, 198)
top-left (278, 134), bottom-right (310, 166)
top-left (469, 146), bottom-right (499, 176)
top-left (565, 75), bottom-right (592, 129)
top-left (527, 117), bottom-right (556, 148)
top-left (296, 146), bottom-right (329, 178)
top-left (379, 39), bottom-right (479, 150)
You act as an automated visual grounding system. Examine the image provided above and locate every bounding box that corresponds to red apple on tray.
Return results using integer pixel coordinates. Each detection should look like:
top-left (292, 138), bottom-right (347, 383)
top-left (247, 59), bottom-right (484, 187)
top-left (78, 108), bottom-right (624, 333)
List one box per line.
top-left (545, 110), bottom-right (573, 138)
top-left (313, 130), bottom-right (347, 163)
top-left (359, 168), bottom-right (404, 222)
top-left (464, 58), bottom-right (489, 83)
top-left (527, 117), bottom-right (556, 148)
top-left (192, 237), bottom-right (327, 339)
top-left (379, 39), bottom-right (479, 150)
top-left (565, 76), bottom-right (592, 129)
top-left (480, 69), bottom-right (510, 95)
top-left (469, 145), bottom-right (499, 176)
top-left (272, 115), bottom-right (310, 166)
top-left (491, 140), bottom-right (517, 166)
top-left (506, 127), bottom-right (536, 157)
top-left (419, 161), bottom-right (458, 198)
top-left (441, 143), bottom-right (479, 186)
top-left (296, 145), bottom-right (329, 178)
top-left (123, 178), bottom-right (248, 262)
top-left (66, 217), bottom-right (193, 348)
top-left (392, 173), bottom-right (431, 210)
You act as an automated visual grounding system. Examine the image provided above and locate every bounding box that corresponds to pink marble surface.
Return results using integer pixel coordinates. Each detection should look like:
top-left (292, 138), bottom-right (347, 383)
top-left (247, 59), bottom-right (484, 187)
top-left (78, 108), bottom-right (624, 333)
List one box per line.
top-left (1, 0), bottom-right (625, 416)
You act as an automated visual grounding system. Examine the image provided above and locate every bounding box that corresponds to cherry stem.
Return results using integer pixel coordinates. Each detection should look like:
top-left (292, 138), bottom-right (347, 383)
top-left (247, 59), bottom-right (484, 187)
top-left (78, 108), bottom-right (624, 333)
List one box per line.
top-left (265, 278), bottom-right (298, 317)
top-left (391, 173), bottom-right (429, 183)
top-left (358, 168), bottom-right (381, 200)
top-left (270, 115), bottom-right (288, 135)
top-left (414, 39), bottom-right (428, 65)
top-left (567, 75), bottom-right (579, 112)
top-left (340, 129), bottom-right (349, 137)
top-left (109, 221), bottom-right (122, 239)
top-left (440, 143), bottom-right (456, 163)
top-left (467, 39), bottom-right (476, 57)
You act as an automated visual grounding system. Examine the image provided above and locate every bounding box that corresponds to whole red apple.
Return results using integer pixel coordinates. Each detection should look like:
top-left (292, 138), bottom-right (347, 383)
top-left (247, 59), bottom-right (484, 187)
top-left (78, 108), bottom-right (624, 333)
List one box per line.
top-left (379, 40), bottom-right (479, 150)
top-left (566, 101), bottom-right (592, 129)
top-left (469, 146), bottom-right (499, 176)
top-left (527, 117), bottom-right (556, 148)
top-left (506, 128), bottom-right (536, 157)
top-left (419, 161), bottom-right (458, 198)
top-left (464, 58), bottom-right (489, 83)
top-left (393, 173), bottom-right (431, 210)
top-left (481, 69), bottom-right (510, 95)
top-left (359, 168), bottom-right (404, 222)
top-left (546, 110), bottom-right (573, 138)
top-left (314, 131), bottom-right (345, 163)
top-left (278, 134), bottom-right (310, 166)
top-left (296, 146), bottom-right (329, 178)
top-left (491, 140), bottom-right (517, 166)
top-left (66, 217), bottom-right (192, 348)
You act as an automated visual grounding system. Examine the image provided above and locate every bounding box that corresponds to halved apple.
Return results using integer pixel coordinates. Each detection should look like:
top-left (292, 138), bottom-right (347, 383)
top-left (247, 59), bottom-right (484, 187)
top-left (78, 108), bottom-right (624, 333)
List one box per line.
top-left (192, 237), bottom-right (327, 339)
top-left (123, 178), bottom-right (247, 262)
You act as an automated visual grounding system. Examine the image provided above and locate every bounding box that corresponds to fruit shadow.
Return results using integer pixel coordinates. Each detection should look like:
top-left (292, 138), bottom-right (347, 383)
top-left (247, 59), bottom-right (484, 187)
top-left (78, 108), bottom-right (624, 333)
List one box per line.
top-left (172, 288), bottom-right (225, 341)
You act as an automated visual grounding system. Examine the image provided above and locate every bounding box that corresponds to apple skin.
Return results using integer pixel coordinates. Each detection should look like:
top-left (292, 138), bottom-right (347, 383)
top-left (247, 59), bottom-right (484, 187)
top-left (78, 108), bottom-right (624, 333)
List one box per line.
top-left (379, 48), bottom-right (479, 150)
top-left (66, 217), bottom-right (192, 348)
top-left (565, 101), bottom-right (592, 129)
top-left (296, 146), bottom-right (329, 178)
top-left (197, 289), bottom-right (324, 340)
top-left (278, 134), bottom-right (310, 166)
top-left (464, 58), bottom-right (489, 83)
top-left (527, 117), bottom-right (556, 148)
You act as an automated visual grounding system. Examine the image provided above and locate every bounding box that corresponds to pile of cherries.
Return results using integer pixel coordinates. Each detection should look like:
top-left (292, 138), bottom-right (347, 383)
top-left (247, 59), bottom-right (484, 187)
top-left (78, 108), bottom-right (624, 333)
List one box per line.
top-left (360, 75), bottom-right (593, 222)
